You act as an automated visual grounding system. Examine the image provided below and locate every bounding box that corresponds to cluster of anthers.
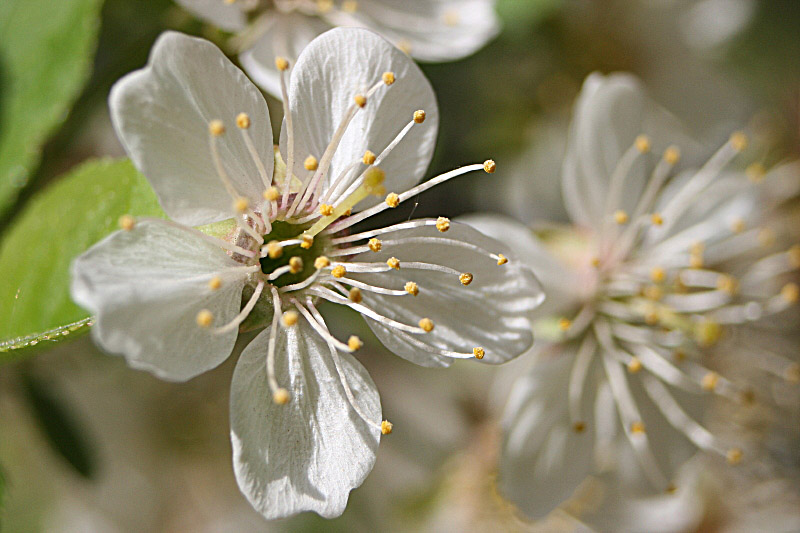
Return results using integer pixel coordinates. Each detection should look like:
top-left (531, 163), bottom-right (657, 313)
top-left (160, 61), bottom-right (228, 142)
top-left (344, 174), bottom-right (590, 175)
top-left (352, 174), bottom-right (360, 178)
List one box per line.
top-left (118, 57), bottom-right (500, 435)
top-left (555, 131), bottom-right (799, 487)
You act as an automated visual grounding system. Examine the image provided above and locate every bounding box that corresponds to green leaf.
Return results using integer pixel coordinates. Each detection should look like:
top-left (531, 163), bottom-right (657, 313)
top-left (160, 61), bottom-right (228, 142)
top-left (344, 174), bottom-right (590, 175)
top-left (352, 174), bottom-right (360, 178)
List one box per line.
top-left (0, 158), bottom-right (164, 361)
top-left (0, 0), bottom-right (105, 216)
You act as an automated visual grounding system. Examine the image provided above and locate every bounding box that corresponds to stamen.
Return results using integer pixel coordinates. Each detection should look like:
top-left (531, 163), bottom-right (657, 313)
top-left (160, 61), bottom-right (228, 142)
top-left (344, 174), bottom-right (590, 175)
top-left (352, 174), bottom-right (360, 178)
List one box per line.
top-left (293, 299), bottom-right (356, 352)
top-left (385, 192), bottom-right (400, 207)
top-left (119, 214), bottom-right (135, 231)
top-left (213, 280), bottom-right (265, 334)
top-left (309, 286), bottom-right (427, 334)
top-left (382, 72), bottom-right (395, 85)
top-left (266, 287), bottom-right (289, 402)
top-left (208, 276), bottom-right (222, 290)
top-left (236, 112), bottom-right (272, 190)
top-left (418, 318), bottom-right (434, 332)
top-left (196, 309), bottom-right (213, 328)
top-left (436, 217), bottom-right (450, 232)
top-left (277, 59), bottom-right (295, 209)
top-left (281, 310), bottom-right (299, 327)
top-left (337, 278), bottom-right (408, 296)
top-left (330, 219), bottom-right (446, 245)
top-left (473, 347), bottom-right (485, 359)
top-left (459, 273), bottom-right (474, 286)
top-left (405, 281), bottom-right (419, 296)
top-left (381, 420), bottom-right (393, 434)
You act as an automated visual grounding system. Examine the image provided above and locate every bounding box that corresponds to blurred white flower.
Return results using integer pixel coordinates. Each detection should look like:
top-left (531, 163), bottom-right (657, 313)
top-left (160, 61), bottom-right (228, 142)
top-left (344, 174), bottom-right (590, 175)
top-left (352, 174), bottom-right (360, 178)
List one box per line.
top-left (70, 28), bottom-right (542, 520)
top-left (175, 0), bottom-right (500, 97)
top-left (465, 72), bottom-right (800, 522)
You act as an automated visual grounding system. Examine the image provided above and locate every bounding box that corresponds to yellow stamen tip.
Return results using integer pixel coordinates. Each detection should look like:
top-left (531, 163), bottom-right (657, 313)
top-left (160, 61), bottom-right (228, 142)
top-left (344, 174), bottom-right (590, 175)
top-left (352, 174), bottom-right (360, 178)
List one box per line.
top-left (301, 235), bottom-right (314, 249)
top-left (196, 309), bottom-right (213, 328)
top-left (263, 187), bottom-right (280, 201)
top-left (233, 197), bottom-right (249, 213)
top-left (436, 217), bottom-right (451, 232)
top-left (473, 347), bottom-right (485, 359)
top-left (635, 134), bottom-right (651, 153)
top-left (496, 254), bottom-right (508, 265)
top-left (319, 203), bottom-right (334, 216)
top-left (267, 241), bottom-right (283, 259)
top-left (459, 272), bottom-right (474, 286)
top-left (731, 217), bottom-right (746, 234)
top-left (614, 210), bottom-right (629, 225)
top-left (118, 214), bottom-right (135, 231)
top-left (208, 276), bottom-right (222, 290)
top-left (304, 155), bottom-right (319, 171)
top-left (663, 145), bottom-right (681, 165)
top-left (382, 71), bottom-right (395, 85)
top-left (573, 421), bottom-right (586, 433)
top-left (381, 420), bottom-right (393, 435)
top-left (332, 265), bottom-right (346, 278)
top-left (590, 256), bottom-right (601, 268)
top-left (387, 257), bottom-right (400, 270)
top-left (746, 162), bottom-right (766, 183)
top-left (236, 112), bottom-right (251, 129)
top-left (385, 192), bottom-right (400, 208)
top-left (701, 371), bottom-right (720, 391)
top-left (650, 267), bottom-right (666, 283)
top-left (314, 256), bottom-right (330, 270)
top-left (404, 281), bottom-right (419, 296)
top-left (413, 110), bottom-right (426, 124)
top-left (281, 310), bottom-right (299, 327)
top-left (347, 335), bottom-right (363, 351)
top-left (730, 131), bottom-right (748, 152)
top-left (630, 421), bottom-right (645, 434)
top-left (717, 274), bottom-right (738, 294)
top-left (289, 256), bottom-right (303, 274)
top-left (368, 238), bottom-right (382, 252)
top-left (273, 388), bottom-right (291, 405)
top-left (362, 150), bottom-right (376, 165)
top-left (726, 448), bottom-right (743, 465)
top-left (781, 282), bottom-right (799, 303)
top-left (483, 159), bottom-right (497, 173)
top-left (349, 287), bottom-right (362, 303)
top-left (275, 56), bottom-right (290, 71)
top-left (209, 119), bottom-right (225, 136)
top-left (627, 357), bottom-right (643, 373)
top-left (354, 94), bottom-right (367, 108)
top-left (695, 320), bottom-right (722, 347)
top-left (418, 318), bottom-right (434, 332)
top-left (650, 213), bottom-right (663, 226)
top-left (558, 318), bottom-right (572, 331)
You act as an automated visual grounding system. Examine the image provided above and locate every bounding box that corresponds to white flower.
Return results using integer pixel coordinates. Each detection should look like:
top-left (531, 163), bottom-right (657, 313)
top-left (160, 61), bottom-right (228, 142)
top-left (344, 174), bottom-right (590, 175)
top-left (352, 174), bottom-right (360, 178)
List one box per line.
top-left (174, 0), bottom-right (500, 97)
top-left (465, 72), bottom-right (800, 521)
top-left (70, 28), bottom-right (542, 520)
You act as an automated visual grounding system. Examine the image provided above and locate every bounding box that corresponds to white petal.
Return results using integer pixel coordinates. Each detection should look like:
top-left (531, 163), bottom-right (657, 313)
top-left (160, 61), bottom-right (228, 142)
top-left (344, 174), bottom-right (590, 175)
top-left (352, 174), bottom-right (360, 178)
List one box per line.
top-left (70, 220), bottom-right (248, 381)
top-left (562, 73), bottom-right (695, 227)
top-left (351, 221), bottom-right (543, 366)
top-left (174, 0), bottom-right (247, 32)
top-left (239, 12), bottom-right (330, 98)
top-left (326, 0), bottom-right (500, 62)
top-left (110, 31), bottom-right (274, 226)
top-left (499, 348), bottom-right (597, 519)
top-left (281, 27), bottom-right (437, 210)
top-left (231, 320), bottom-right (381, 519)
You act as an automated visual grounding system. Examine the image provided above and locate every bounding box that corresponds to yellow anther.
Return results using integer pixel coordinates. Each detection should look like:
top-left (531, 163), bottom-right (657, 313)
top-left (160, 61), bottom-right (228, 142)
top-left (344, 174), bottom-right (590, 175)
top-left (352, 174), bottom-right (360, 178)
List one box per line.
top-left (674, 350), bottom-right (687, 362)
top-left (590, 256), bottom-right (601, 268)
top-left (275, 56), bottom-right (290, 71)
top-left (349, 287), bottom-right (362, 303)
top-left (209, 120), bottom-right (225, 136)
top-left (473, 347), bottom-right (485, 359)
top-left (387, 257), bottom-right (400, 270)
top-left (701, 371), bottom-right (720, 391)
top-left (627, 357), bottom-right (643, 374)
top-left (281, 310), bottom-right (299, 327)
top-left (382, 71), bottom-right (395, 85)
top-left (443, 9), bottom-right (460, 26)
top-left (385, 192), bottom-right (400, 208)
top-left (273, 388), bottom-right (290, 405)
top-left (118, 214), bottom-right (135, 231)
top-left (663, 145), bottom-right (681, 165)
top-left (459, 272), bottom-right (474, 286)
top-left (695, 320), bottom-right (722, 347)
top-left (483, 159), bottom-right (497, 173)
top-left (643, 285), bottom-right (663, 301)
top-left (263, 187), bottom-right (280, 201)
top-left (314, 256), bottom-right (330, 270)
top-left (573, 421), bottom-right (586, 433)
top-left (614, 210), bottom-right (629, 225)
top-left (689, 253), bottom-right (704, 269)
top-left (319, 203), bottom-right (334, 216)
top-left (781, 282), bottom-right (799, 303)
top-left (644, 309), bottom-right (660, 325)
top-left (788, 245), bottom-right (800, 268)
top-left (196, 309), bottom-right (213, 328)
top-left (413, 110), bottom-right (426, 123)
top-left (363, 150), bottom-right (376, 165)
top-left (343, 208), bottom-right (352, 216)
top-left (741, 388), bottom-right (756, 404)
top-left (289, 256), bottom-right (303, 274)
top-left (726, 448), bottom-right (743, 465)
top-left (746, 162), bottom-right (766, 183)
top-left (405, 281), bottom-right (419, 296)
top-left (381, 420), bottom-right (393, 435)
top-left (758, 227), bottom-right (776, 248)
top-left (666, 484), bottom-right (677, 494)
top-left (436, 217), bottom-right (451, 232)
top-left (233, 196), bottom-right (249, 213)
top-left (348, 335), bottom-right (363, 351)
top-left (354, 94), bottom-right (367, 108)
top-left (731, 217), bottom-right (746, 234)
top-left (496, 254), bottom-right (508, 265)
top-left (368, 238), bottom-right (382, 252)
top-left (785, 363), bottom-right (800, 384)
top-left (208, 276), bottom-right (222, 290)
top-left (332, 265), bottom-right (346, 278)
top-left (650, 267), bottom-right (666, 283)
top-left (729, 131), bottom-right (748, 152)
top-left (650, 213), bottom-right (663, 226)
top-left (301, 235), bottom-right (314, 249)
top-left (398, 39), bottom-right (412, 55)
top-left (316, 0), bottom-right (333, 13)
top-left (717, 274), bottom-right (738, 294)
top-left (304, 155), bottom-right (319, 171)
top-left (630, 421), bottom-right (646, 434)
top-left (267, 240), bottom-right (283, 259)
top-left (236, 112), bottom-right (251, 129)
top-left (635, 134), bottom-right (651, 153)
top-left (558, 318), bottom-right (572, 331)
top-left (418, 318), bottom-right (434, 332)
top-left (342, 0), bottom-right (358, 12)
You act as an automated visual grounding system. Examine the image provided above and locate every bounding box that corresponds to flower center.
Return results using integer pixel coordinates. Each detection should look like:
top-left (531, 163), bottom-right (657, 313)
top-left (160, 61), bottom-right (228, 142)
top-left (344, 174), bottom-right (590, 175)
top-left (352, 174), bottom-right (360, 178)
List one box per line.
top-left (259, 220), bottom-right (327, 288)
